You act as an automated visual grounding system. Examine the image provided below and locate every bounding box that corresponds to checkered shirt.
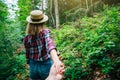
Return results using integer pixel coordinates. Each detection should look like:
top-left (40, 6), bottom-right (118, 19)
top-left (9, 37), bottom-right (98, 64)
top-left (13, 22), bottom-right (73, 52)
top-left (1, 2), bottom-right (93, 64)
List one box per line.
top-left (24, 29), bottom-right (56, 64)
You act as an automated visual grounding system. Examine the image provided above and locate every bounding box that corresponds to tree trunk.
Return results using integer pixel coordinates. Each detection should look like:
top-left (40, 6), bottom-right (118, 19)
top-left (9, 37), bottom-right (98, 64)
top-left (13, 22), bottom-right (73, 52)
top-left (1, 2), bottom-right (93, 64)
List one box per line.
top-left (91, 0), bottom-right (93, 13)
top-left (54, 0), bottom-right (60, 28)
top-left (50, 0), bottom-right (55, 27)
top-left (41, 0), bottom-right (44, 12)
top-left (85, 0), bottom-right (89, 10)
top-left (85, 0), bottom-right (89, 16)
top-left (80, 0), bottom-right (82, 8)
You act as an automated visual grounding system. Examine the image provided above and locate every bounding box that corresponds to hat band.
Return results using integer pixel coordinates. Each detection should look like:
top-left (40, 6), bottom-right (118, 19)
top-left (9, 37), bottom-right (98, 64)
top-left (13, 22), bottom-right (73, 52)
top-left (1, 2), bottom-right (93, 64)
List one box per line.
top-left (31, 18), bottom-right (43, 22)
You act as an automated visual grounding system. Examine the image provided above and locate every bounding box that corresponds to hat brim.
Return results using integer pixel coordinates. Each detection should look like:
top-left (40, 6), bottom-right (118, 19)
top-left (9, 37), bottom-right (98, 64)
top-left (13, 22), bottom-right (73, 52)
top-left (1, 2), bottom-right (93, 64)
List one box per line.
top-left (26, 14), bottom-right (48, 24)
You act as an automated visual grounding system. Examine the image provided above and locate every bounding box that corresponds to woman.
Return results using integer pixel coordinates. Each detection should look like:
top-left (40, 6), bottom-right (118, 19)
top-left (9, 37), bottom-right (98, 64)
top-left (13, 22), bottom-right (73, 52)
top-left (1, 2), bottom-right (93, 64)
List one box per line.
top-left (24, 10), bottom-right (64, 80)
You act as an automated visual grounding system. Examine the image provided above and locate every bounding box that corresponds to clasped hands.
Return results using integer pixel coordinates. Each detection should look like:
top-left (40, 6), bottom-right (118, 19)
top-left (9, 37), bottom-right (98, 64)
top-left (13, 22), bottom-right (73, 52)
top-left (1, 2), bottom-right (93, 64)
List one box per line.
top-left (46, 61), bottom-right (65, 80)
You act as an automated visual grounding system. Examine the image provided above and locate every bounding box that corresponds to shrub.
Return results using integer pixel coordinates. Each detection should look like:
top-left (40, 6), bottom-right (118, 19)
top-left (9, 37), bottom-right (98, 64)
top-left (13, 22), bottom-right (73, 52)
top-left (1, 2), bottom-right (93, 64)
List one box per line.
top-left (52, 5), bottom-right (120, 80)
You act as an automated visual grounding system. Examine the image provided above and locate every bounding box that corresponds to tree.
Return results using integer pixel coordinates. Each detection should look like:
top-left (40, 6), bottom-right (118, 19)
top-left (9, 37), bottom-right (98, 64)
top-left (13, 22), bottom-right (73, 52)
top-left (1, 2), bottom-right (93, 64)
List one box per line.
top-left (85, 0), bottom-right (89, 10)
top-left (32, 0), bottom-right (42, 10)
top-left (0, 0), bottom-right (19, 79)
top-left (17, 0), bottom-right (33, 33)
top-left (0, 0), bottom-right (9, 54)
top-left (54, 0), bottom-right (60, 28)
top-left (50, 0), bottom-right (55, 27)
top-left (41, 0), bottom-right (44, 12)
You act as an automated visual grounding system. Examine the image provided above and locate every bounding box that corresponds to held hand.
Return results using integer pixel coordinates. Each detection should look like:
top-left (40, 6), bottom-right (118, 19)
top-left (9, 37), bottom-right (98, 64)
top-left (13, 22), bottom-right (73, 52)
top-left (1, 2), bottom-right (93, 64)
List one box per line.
top-left (56, 65), bottom-right (65, 80)
top-left (50, 63), bottom-right (65, 75)
top-left (50, 49), bottom-right (64, 73)
top-left (54, 60), bottom-right (64, 73)
top-left (47, 64), bottom-right (65, 80)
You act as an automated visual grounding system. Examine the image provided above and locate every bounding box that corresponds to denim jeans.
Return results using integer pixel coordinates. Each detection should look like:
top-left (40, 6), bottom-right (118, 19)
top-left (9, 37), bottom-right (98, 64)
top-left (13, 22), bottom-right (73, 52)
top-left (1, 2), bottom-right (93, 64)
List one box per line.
top-left (29, 58), bottom-right (53, 80)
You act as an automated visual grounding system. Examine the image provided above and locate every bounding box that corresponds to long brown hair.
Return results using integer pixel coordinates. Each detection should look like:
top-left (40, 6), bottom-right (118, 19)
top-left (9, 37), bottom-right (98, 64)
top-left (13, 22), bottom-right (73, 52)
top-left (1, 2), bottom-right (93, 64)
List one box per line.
top-left (26, 23), bottom-right (45, 35)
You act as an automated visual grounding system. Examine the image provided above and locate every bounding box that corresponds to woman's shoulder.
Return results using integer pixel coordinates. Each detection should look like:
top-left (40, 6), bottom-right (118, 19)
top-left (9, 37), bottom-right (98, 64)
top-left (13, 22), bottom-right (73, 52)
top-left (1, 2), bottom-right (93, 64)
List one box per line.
top-left (24, 35), bottom-right (31, 42)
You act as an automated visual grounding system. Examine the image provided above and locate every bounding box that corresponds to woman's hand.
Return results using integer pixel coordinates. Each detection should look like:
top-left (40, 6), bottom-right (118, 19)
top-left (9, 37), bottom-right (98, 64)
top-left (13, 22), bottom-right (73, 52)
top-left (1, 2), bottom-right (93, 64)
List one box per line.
top-left (54, 60), bottom-right (64, 73)
top-left (50, 49), bottom-right (64, 73)
top-left (49, 49), bottom-right (65, 80)
top-left (46, 64), bottom-right (65, 80)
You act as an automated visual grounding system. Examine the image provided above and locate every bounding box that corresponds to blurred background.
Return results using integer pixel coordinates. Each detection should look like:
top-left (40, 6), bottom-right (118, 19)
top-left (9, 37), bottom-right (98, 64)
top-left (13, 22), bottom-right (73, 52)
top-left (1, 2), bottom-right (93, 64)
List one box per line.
top-left (0, 0), bottom-right (120, 80)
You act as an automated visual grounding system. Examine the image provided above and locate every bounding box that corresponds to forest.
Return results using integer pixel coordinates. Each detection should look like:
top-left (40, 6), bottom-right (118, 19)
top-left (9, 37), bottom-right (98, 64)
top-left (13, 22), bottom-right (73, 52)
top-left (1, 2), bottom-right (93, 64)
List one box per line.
top-left (0, 0), bottom-right (120, 80)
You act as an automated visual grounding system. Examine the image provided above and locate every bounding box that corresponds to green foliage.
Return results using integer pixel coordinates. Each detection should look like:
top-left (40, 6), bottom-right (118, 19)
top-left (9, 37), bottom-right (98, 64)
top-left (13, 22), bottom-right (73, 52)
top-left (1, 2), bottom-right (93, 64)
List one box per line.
top-left (52, 5), bottom-right (120, 79)
top-left (0, 1), bottom-right (28, 80)
top-left (17, 0), bottom-right (33, 31)
top-left (0, 54), bottom-right (27, 80)
top-left (0, 0), bottom-right (8, 31)
top-left (102, 0), bottom-right (120, 5)
top-left (0, 0), bottom-right (43, 79)
top-left (32, 0), bottom-right (42, 9)
top-left (0, 0), bottom-right (120, 80)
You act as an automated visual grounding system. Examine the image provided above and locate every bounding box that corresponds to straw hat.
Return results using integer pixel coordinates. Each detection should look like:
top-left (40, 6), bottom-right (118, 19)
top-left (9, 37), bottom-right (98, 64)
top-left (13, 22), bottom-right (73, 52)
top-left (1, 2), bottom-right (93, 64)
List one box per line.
top-left (26, 10), bottom-right (48, 24)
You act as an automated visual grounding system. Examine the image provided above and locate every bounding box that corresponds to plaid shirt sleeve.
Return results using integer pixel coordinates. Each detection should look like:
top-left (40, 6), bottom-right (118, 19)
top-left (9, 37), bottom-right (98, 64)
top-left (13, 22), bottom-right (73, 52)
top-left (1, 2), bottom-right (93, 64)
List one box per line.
top-left (44, 29), bottom-right (57, 54)
top-left (24, 35), bottom-right (30, 64)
